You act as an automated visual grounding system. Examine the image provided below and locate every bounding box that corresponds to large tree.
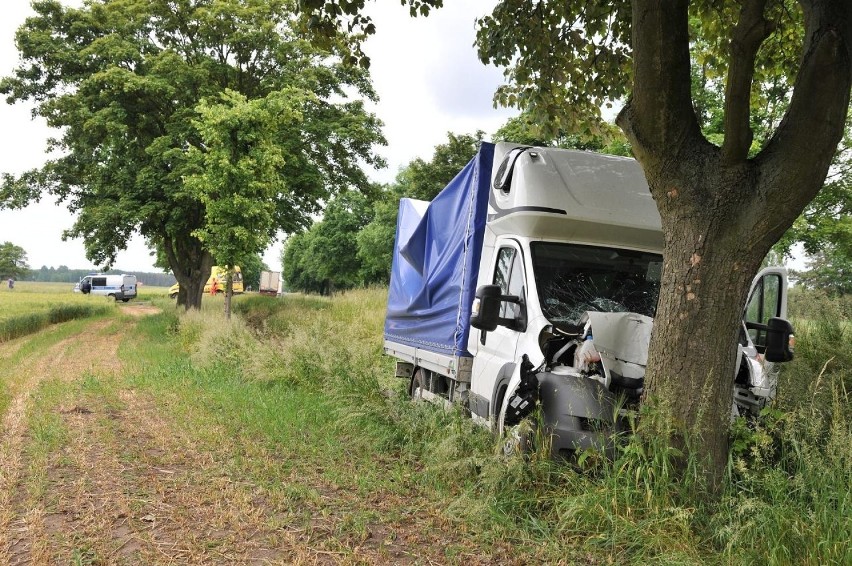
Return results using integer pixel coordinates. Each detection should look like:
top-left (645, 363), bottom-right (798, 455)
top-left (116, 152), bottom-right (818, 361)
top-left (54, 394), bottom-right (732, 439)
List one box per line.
top-left (1, 0), bottom-right (384, 309)
top-left (0, 242), bottom-right (29, 280)
top-left (304, 0), bottom-right (852, 490)
top-left (187, 88), bottom-right (300, 319)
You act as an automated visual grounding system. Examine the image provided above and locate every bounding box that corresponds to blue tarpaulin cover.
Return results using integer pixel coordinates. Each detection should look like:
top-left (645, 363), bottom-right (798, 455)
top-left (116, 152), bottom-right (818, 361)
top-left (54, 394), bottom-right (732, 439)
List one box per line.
top-left (384, 143), bottom-right (495, 357)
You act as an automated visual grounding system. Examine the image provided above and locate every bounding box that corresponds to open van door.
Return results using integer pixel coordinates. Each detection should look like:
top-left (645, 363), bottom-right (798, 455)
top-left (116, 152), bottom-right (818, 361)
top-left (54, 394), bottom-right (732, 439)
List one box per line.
top-left (734, 267), bottom-right (794, 415)
top-left (744, 267), bottom-right (788, 355)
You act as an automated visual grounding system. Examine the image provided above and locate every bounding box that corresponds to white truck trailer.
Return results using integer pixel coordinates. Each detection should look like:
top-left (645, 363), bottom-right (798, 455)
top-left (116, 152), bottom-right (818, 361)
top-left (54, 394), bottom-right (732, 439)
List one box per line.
top-left (383, 142), bottom-right (794, 459)
top-left (259, 270), bottom-right (281, 296)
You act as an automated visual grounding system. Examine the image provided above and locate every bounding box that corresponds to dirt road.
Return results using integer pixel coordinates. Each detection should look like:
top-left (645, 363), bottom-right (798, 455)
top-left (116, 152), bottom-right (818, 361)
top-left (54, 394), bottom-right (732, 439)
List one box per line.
top-left (0, 307), bottom-right (512, 565)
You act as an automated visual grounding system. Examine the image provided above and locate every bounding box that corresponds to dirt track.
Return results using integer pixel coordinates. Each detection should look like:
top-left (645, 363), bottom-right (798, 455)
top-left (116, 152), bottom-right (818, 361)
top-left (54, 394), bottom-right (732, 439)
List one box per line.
top-left (0, 307), bottom-right (516, 565)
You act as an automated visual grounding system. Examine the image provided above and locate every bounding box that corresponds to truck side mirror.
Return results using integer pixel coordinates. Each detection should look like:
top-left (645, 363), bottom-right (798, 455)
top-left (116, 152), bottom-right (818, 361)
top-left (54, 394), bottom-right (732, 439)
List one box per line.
top-left (764, 317), bottom-right (794, 363)
top-left (470, 285), bottom-right (527, 332)
top-left (471, 285), bottom-right (502, 331)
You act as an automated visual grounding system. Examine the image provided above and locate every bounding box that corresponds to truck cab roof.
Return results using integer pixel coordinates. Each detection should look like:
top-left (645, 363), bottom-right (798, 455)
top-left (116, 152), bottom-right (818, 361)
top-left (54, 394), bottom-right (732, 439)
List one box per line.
top-left (489, 143), bottom-right (663, 252)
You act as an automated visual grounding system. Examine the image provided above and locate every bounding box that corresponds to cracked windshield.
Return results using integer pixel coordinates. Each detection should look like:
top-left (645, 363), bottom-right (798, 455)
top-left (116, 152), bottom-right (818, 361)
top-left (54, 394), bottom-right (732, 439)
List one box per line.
top-left (531, 242), bottom-right (663, 329)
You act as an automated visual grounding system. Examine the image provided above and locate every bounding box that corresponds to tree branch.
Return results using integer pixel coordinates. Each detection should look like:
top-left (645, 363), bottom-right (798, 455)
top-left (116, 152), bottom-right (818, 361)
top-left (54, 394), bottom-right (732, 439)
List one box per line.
top-left (753, 0), bottom-right (852, 245)
top-left (722, 0), bottom-right (774, 164)
top-left (616, 0), bottom-right (701, 170)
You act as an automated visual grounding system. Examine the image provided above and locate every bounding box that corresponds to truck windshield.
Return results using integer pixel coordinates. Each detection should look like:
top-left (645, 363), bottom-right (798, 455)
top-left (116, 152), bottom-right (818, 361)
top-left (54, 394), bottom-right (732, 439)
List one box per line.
top-left (531, 242), bottom-right (663, 328)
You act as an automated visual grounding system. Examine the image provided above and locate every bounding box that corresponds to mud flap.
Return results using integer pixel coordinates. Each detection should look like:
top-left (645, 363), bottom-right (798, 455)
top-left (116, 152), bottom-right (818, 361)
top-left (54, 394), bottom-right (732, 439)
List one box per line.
top-left (504, 355), bottom-right (539, 427)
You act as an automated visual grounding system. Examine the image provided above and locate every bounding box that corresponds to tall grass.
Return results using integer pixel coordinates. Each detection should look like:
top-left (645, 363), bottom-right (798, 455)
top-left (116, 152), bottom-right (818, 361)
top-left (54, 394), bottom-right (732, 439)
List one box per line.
top-left (712, 289), bottom-right (852, 565)
top-left (0, 303), bottom-right (111, 343)
top-left (131, 287), bottom-right (850, 564)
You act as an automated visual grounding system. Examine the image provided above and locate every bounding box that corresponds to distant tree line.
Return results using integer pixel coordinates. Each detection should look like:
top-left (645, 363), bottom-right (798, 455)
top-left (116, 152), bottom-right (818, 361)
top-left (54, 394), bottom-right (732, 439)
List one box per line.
top-left (28, 266), bottom-right (176, 287)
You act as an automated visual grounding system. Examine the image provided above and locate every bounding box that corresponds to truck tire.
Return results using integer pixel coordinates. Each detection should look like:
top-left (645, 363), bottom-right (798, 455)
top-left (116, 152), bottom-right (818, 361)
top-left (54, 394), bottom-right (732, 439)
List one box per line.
top-left (502, 419), bottom-right (535, 458)
top-left (409, 368), bottom-right (427, 399)
top-left (497, 398), bottom-right (535, 457)
top-left (122, 298), bottom-right (130, 303)
top-left (169, 293), bottom-right (177, 299)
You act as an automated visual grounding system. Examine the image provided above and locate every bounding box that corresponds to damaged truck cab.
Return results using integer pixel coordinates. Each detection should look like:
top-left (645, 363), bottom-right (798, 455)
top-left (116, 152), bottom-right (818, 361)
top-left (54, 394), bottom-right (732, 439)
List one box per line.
top-left (383, 142), bottom-right (794, 459)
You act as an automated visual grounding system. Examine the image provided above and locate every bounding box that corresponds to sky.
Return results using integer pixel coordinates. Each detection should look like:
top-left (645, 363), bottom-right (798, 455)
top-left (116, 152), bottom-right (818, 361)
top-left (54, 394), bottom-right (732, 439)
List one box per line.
top-left (0, 0), bottom-right (514, 273)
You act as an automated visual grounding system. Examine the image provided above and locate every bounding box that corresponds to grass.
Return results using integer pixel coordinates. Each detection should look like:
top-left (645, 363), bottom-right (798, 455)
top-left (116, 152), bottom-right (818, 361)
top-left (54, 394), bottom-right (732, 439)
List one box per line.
top-left (153, 287), bottom-right (845, 565)
top-left (3, 285), bottom-right (848, 563)
top-left (0, 282), bottom-right (173, 343)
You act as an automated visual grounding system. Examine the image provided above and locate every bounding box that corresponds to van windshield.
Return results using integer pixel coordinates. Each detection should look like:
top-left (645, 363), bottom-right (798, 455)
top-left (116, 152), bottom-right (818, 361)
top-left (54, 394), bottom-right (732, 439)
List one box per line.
top-left (530, 242), bottom-right (663, 329)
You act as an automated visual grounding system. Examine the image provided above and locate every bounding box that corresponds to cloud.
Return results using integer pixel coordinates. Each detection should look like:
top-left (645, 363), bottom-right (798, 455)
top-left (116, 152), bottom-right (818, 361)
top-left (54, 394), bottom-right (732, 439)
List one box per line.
top-left (363, 1), bottom-right (516, 183)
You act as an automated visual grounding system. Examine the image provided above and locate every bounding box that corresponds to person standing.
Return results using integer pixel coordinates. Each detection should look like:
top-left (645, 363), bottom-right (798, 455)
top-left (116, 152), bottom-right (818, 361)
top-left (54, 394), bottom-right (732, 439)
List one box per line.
top-left (7, 278), bottom-right (14, 290)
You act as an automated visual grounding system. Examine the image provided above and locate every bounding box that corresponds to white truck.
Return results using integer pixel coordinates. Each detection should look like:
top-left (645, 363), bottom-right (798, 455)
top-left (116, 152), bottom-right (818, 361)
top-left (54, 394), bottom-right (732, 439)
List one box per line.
top-left (75, 273), bottom-right (138, 302)
top-left (259, 270), bottom-right (281, 296)
top-left (383, 142), bottom-right (794, 459)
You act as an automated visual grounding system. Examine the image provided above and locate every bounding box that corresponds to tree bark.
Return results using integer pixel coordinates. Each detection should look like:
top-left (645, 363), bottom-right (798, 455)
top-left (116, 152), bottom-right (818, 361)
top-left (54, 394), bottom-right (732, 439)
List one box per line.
top-left (163, 235), bottom-right (213, 311)
top-left (617, 0), bottom-right (852, 492)
top-left (224, 270), bottom-right (233, 321)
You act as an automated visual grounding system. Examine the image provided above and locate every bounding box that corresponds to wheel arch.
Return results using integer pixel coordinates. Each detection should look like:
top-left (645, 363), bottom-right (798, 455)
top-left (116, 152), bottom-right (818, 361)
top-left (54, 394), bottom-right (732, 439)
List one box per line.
top-left (490, 362), bottom-right (516, 431)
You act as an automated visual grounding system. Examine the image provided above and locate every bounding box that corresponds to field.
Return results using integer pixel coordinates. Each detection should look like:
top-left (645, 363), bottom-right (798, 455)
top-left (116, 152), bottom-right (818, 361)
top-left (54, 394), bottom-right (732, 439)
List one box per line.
top-left (0, 282), bottom-right (171, 322)
top-left (0, 285), bottom-right (849, 564)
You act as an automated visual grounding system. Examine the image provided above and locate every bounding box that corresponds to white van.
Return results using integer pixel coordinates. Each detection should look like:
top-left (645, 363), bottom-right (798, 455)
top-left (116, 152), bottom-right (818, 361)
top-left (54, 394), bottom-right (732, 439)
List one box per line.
top-left (75, 274), bottom-right (137, 302)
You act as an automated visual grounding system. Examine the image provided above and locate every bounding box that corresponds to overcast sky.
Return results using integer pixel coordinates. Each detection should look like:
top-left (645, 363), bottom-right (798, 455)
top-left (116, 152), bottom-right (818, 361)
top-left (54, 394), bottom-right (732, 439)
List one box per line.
top-left (0, 0), bottom-right (513, 273)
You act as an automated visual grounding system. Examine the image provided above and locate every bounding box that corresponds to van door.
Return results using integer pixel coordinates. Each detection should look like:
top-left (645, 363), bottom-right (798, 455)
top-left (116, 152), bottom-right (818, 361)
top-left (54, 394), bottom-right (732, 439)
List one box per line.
top-left (734, 267), bottom-right (789, 414)
top-left (743, 267), bottom-right (788, 354)
top-left (469, 240), bottom-right (527, 428)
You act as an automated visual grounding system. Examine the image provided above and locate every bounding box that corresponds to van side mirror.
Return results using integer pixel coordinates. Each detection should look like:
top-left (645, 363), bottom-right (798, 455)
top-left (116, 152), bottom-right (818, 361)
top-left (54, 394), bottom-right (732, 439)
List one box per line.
top-left (470, 285), bottom-right (526, 332)
top-left (764, 317), bottom-right (794, 363)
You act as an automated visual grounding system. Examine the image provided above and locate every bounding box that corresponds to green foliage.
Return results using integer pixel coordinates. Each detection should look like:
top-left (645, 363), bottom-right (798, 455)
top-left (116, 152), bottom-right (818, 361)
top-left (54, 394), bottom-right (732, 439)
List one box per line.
top-left (283, 191), bottom-right (374, 293)
top-left (1, 0), bottom-right (384, 307)
top-left (776, 123), bottom-right (852, 293)
top-left (237, 253), bottom-right (267, 291)
top-left (395, 131), bottom-right (486, 201)
top-left (187, 90), bottom-right (296, 269)
top-left (476, 2), bottom-right (633, 140)
top-left (793, 249), bottom-right (852, 295)
top-left (283, 132), bottom-right (482, 291)
top-left (0, 241), bottom-right (29, 280)
top-left (493, 114), bottom-right (632, 156)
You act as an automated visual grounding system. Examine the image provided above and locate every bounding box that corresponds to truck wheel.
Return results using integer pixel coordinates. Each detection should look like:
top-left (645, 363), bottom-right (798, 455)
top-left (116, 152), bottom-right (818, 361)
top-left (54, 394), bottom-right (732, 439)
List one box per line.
top-left (169, 293), bottom-right (177, 299)
top-left (497, 400), bottom-right (535, 458)
top-left (409, 369), bottom-right (427, 399)
top-left (122, 298), bottom-right (130, 303)
top-left (108, 294), bottom-right (115, 300)
top-left (502, 420), bottom-right (535, 458)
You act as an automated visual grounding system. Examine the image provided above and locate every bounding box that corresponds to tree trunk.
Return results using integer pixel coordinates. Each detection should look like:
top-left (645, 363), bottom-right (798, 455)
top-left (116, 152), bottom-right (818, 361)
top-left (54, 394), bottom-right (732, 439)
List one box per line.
top-left (163, 235), bottom-right (214, 311)
top-left (618, 0), bottom-right (851, 493)
top-left (639, 154), bottom-right (768, 491)
top-left (224, 270), bottom-right (233, 321)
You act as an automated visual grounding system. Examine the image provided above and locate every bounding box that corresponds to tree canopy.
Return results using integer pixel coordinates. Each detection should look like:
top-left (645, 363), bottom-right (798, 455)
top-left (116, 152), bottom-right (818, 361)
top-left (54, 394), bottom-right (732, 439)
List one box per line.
top-left (1, 0), bottom-right (385, 309)
top-left (0, 242), bottom-right (29, 280)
